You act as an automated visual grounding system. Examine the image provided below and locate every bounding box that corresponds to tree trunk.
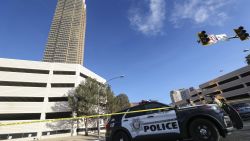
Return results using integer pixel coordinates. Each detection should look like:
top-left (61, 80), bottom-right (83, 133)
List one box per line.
top-left (84, 118), bottom-right (88, 136)
top-left (77, 119), bottom-right (79, 135)
top-left (70, 119), bottom-right (74, 136)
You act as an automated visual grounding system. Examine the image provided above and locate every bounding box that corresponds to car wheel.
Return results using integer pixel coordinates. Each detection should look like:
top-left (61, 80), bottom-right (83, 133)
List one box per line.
top-left (189, 118), bottom-right (220, 141)
top-left (113, 131), bottom-right (130, 141)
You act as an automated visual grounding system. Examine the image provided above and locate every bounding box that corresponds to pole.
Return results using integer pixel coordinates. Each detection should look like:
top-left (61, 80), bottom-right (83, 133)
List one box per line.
top-left (97, 87), bottom-right (100, 139)
top-left (227, 35), bottom-right (239, 40)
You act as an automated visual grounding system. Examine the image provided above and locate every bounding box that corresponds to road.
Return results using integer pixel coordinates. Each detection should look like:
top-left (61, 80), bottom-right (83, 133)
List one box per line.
top-left (221, 121), bottom-right (250, 141)
top-left (185, 121), bottom-right (250, 141)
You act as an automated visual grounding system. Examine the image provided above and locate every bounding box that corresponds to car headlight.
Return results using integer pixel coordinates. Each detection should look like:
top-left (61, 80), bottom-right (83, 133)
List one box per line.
top-left (223, 116), bottom-right (232, 127)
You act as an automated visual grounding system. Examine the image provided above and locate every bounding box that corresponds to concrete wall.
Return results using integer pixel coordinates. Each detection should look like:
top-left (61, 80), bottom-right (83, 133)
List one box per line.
top-left (200, 65), bottom-right (250, 104)
top-left (171, 65), bottom-right (250, 106)
top-left (0, 58), bottom-right (105, 140)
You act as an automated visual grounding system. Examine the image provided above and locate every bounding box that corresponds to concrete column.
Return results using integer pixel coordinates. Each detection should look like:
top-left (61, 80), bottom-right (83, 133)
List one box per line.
top-left (37, 67), bottom-right (52, 140)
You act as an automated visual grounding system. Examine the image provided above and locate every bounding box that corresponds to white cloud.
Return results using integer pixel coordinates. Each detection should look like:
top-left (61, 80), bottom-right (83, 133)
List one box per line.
top-left (170, 0), bottom-right (233, 27)
top-left (128, 0), bottom-right (166, 36)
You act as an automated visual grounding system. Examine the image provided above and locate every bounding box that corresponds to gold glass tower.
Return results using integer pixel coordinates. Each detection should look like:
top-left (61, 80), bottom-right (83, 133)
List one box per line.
top-left (43, 0), bottom-right (86, 65)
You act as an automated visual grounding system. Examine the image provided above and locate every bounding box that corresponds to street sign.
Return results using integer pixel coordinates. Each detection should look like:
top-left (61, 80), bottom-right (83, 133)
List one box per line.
top-left (202, 34), bottom-right (228, 46)
top-left (208, 34), bottom-right (218, 45)
top-left (215, 34), bottom-right (228, 41)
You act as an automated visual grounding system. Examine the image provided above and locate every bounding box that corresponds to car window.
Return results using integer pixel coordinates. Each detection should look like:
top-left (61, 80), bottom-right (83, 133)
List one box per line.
top-left (233, 103), bottom-right (249, 108)
top-left (144, 103), bottom-right (168, 114)
top-left (244, 103), bottom-right (250, 107)
top-left (125, 105), bottom-right (145, 118)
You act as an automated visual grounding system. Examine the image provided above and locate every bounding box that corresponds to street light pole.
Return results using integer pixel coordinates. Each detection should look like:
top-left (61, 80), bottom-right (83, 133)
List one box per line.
top-left (97, 75), bottom-right (125, 140)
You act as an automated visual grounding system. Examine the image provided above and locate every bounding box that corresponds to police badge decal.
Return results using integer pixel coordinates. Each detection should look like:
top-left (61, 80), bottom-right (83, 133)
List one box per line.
top-left (130, 119), bottom-right (142, 133)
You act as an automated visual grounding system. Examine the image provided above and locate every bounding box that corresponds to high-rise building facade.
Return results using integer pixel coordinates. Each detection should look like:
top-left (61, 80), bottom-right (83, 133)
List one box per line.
top-left (43, 0), bottom-right (86, 65)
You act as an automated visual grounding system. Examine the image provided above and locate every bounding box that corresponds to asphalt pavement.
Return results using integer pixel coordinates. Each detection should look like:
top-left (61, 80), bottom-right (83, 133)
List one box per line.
top-left (221, 121), bottom-right (250, 141)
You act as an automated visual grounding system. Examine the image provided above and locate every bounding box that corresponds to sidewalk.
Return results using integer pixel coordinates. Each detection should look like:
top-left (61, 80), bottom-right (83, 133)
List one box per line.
top-left (40, 133), bottom-right (105, 141)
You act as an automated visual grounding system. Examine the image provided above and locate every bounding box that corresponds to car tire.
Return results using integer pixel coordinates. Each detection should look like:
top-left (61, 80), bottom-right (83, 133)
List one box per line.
top-left (113, 131), bottom-right (130, 141)
top-left (189, 118), bottom-right (221, 141)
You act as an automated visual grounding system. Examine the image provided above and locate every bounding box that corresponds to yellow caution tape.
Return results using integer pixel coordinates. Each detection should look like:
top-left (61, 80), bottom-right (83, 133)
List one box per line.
top-left (0, 106), bottom-right (174, 127)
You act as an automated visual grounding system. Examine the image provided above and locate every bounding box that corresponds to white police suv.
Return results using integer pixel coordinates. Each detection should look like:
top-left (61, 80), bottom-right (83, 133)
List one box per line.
top-left (105, 101), bottom-right (240, 141)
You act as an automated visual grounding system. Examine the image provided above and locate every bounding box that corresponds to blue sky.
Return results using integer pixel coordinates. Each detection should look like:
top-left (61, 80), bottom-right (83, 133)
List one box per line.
top-left (0, 0), bottom-right (250, 103)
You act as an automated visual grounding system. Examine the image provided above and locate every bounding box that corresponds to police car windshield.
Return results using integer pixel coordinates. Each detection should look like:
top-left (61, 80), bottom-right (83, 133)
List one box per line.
top-left (143, 102), bottom-right (169, 107)
top-left (115, 102), bottom-right (170, 113)
top-left (131, 102), bottom-right (170, 111)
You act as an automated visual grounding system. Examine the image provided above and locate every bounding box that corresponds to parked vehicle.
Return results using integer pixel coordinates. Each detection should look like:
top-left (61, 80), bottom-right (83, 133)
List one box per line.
top-left (231, 103), bottom-right (250, 120)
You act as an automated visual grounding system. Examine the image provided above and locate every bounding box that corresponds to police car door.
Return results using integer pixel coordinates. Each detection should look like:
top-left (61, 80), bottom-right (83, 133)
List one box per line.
top-left (122, 103), bottom-right (180, 139)
top-left (121, 105), bottom-right (148, 138)
top-left (141, 103), bottom-right (180, 137)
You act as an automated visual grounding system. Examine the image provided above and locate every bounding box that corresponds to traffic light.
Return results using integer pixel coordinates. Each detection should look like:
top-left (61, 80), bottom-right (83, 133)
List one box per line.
top-left (234, 26), bottom-right (249, 41)
top-left (198, 31), bottom-right (210, 45)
